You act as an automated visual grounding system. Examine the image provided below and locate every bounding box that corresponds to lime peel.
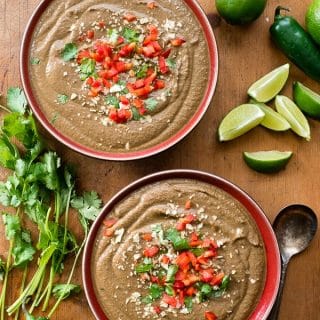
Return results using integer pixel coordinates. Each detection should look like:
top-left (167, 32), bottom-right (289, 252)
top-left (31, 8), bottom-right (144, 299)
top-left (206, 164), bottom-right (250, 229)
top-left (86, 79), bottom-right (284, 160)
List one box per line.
top-left (243, 150), bottom-right (293, 173)
top-left (248, 64), bottom-right (290, 103)
top-left (275, 95), bottom-right (311, 141)
top-left (218, 104), bottom-right (265, 141)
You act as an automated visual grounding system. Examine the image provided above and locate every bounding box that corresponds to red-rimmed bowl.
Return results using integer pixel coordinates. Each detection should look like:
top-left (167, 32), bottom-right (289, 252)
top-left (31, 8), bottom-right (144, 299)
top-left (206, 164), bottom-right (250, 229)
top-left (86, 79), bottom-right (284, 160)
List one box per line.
top-left (20, 0), bottom-right (218, 161)
top-left (83, 170), bottom-right (280, 320)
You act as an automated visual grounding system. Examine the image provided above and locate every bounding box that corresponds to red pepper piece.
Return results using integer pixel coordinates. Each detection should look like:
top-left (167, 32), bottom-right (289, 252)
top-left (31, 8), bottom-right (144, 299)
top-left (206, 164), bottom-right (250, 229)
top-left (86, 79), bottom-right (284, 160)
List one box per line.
top-left (103, 228), bottom-right (114, 237)
top-left (139, 106), bottom-right (147, 115)
top-left (119, 43), bottom-right (136, 57)
top-left (153, 306), bottom-right (161, 314)
top-left (176, 221), bottom-right (186, 231)
top-left (182, 214), bottom-right (196, 224)
top-left (200, 268), bottom-right (214, 283)
top-left (142, 233), bottom-right (153, 241)
top-left (123, 13), bottom-right (137, 22)
top-left (197, 255), bottom-right (209, 265)
top-left (117, 36), bottom-right (125, 45)
top-left (117, 109), bottom-right (132, 123)
top-left (154, 79), bottom-right (165, 89)
top-left (185, 286), bottom-right (197, 296)
top-left (148, 25), bottom-right (159, 40)
top-left (120, 96), bottom-right (130, 105)
top-left (171, 38), bottom-right (186, 47)
top-left (161, 255), bottom-right (170, 264)
top-left (185, 200), bottom-right (192, 209)
top-left (86, 76), bottom-right (94, 86)
top-left (144, 71), bottom-right (157, 86)
top-left (98, 21), bottom-right (106, 28)
top-left (205, 311), bottom-right (217, 320)
top-left (103, 218), bottom-right (118, 228)
top-left (133, 79), bottom-right (145, 89)
top-left (151, 41), bottom-right (162, 52)
top-left (158, 56), bottom-right (169, 74)
top-left (132, 98), bottom-right (144, 109)
top-left (162, 294), bottom-right (178, 308)
top-left (132, 85), bottom-right (154, 97)
top-left (182, 274), bottom-right (199, 286)
top-left (161, 48), bottom-right (172, 59)
top-left (86, 29), bottom-right (95, 39)
top-left (142, 45), bottom-right (156, 58)
top-left (77, 50), bottom-right (91, 64)
top-left (186, 251), bottom-right (197, 267)
top-left (176, 252), bottom-right (191, 269)
top-left (210, 272), bottom-right (225, 286)
top-left (173, 280), bottom-right (184, 289)
top-left (109, 108), bottom-right (119, 122)
top-left (147, 1), bottom-right (157, 9)
top-left (143, 246), bottom-right (160, 258)
top-left (203, 249), bottom-right (217, 258)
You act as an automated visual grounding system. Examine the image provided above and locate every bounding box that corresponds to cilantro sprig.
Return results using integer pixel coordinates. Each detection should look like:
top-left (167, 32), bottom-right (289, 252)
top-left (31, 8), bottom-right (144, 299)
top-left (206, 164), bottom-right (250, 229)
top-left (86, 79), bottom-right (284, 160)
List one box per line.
top-left (0, 87), bottom-right (103, 319)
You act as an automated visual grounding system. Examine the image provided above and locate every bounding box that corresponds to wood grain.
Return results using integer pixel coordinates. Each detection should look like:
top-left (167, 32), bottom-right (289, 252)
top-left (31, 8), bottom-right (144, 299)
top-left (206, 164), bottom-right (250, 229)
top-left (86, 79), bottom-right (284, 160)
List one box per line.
top-left (0, 0), bottom-right (320, 319)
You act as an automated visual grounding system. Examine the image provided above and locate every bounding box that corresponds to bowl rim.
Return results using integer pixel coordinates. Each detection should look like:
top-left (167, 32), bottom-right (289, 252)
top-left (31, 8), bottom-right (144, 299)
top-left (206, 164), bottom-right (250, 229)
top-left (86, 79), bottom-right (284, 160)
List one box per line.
top-left (83, 169), bottom-right (281, 320)
top-left (20, 0), bottom-right (219, 161)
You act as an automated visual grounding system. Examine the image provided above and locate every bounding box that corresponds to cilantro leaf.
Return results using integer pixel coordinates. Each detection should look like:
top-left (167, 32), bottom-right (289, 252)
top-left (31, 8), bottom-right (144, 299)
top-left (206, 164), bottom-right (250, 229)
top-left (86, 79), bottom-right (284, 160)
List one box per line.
top-left (135, 263), bottom-right (153, 273)
top-left (41, 152), bottom-right (61, 191)
top-left (3, 214), bottom-right (20, 240)
top-left (149, 284), bottom-right (164, 299)
top-left (165, 228), bottom-right (190, 251)
top-left (0, 134), bottom-right (19, 170)
top-left (12, 231), bottom-right (36, 268)
top-left (135, 64), bottom-right (148, 78)
top-left (145, 98), bottom-right (158, 112)
top-left (107, 29), bottom-right (119, 44)
top-left (61, 43), bottom-right (78, 61)
top-left (211, 275), bottom-right (230, 298)
top-left (7, 87), bottom-right (27, 114)
top-left (71, 191), bottom-right (102, 222)
top-left (184, 296), bottom-right (193, 311)
top-left (165, 264), bottom-right (178, 283)
top-left (80, 58), bottom-right (96, 80)
top-left (105, 95), bottom-right (120, 108)
top-left (131, 107), bottom-right (141, 121)
top-left (57, 94), bottom-right (68, 104)
top-left (166, 58), bottom-right (176, 69)
top-left (122, 27), bottom-right (140, 43)
top-left (52, 284), bottom-right (81, 300)
top-left (30, 57), bottom-right (40, 65)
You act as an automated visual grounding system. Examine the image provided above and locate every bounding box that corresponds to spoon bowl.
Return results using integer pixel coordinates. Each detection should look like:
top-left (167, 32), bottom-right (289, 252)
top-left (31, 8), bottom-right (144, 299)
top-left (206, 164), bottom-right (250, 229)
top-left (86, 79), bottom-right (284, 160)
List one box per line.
top-left (268, 204), bottom-right (317, 320)
top-left (273, 204), bottom-right (318, 263)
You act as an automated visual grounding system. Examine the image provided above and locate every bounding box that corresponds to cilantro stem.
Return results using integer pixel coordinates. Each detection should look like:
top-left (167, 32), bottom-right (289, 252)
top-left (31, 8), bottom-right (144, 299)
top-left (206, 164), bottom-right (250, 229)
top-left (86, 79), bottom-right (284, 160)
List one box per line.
top-left (14, 265), bottom-right (28, 320)
top-left (0, 104), bottom-right (11, 113)
top-left (29, 271), bottom-right (45, 313)
top-left (0, 239), bottom-right (13, 320)
top-left (42, 264), bottom-right (55, 311)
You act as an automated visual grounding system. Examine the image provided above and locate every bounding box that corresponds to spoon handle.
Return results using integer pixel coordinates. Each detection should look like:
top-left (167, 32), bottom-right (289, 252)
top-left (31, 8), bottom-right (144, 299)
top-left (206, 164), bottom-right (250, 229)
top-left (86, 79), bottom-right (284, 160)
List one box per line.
top-left (267, 262), bottom-right (288, 320)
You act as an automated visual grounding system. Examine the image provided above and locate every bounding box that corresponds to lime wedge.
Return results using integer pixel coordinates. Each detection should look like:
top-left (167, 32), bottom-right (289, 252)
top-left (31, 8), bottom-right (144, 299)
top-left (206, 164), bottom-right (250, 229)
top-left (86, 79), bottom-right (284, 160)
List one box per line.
top-left (247, 64), bottom-right (290, 102)
top-left (243, 151), bottom-right (293, 173)
top-left (275, 95), bottom-right (311, 141)
top-left (293, 81), bottom-right (320, 119)
top-left (249, 100), bottom-right (291, 131)
top-left (218, 104), bottom-right (265, 141)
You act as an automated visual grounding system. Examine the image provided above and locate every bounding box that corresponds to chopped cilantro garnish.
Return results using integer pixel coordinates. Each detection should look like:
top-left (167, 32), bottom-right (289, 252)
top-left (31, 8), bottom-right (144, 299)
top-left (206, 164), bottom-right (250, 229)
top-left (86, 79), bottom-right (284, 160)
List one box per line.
top-left (211, 275), bottom-right (230, 298)
top-left (165, 228), bottom-right (190, 251)
top-left (145, 98), bottom-right (158, 112)
top-left (80, 58), bottom-right (96, 80)
top-left (51, 113), bottom-right (59, 124)
top-left (61, 43), bottom-right (78, 61)
top-left (184, 296), bottom-right (193, 311)
top-left (7, 87), bottom-right (27, 114)
top-left (141, 295), bottom-right (153, 304)
top-left (57, 94), bottom-right (68, 104)
top-left (131, 107), bottom-right (141, 120)
top-left (149, 284), bottom-right (164, 299)
top-left (52, 284), bottom-right (81, 300)
top-left (105, 95), bottom-right (120, 108)
top-left (166, 58), bottom-right (176, 69)
top-left (135, 64), bottom-right (149, 78)
top-left (190, 248), bottom-right (205, 257)
top-left (165, 285), bottom-right (175, 296)
top-left (135, 263), bottom-right (153, 273)
top-left (122, 27), bottom-right (140, 43)
top-left (165, 265), bottom-right (178, 283)
top-left (30, 57), bottom-right (40, 65)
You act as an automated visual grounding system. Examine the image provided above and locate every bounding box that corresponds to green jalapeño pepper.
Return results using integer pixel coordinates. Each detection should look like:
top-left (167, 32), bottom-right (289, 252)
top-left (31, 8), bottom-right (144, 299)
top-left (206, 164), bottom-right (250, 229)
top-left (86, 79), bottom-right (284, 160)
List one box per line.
top-left (270, 6), bottom-right (320, 82)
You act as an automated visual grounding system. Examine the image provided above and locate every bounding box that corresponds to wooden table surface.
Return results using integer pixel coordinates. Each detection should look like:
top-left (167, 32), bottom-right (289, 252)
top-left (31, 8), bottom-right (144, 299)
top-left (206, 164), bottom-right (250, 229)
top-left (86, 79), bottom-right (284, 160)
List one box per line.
top-left (1, 0), bottom-right (320, 319)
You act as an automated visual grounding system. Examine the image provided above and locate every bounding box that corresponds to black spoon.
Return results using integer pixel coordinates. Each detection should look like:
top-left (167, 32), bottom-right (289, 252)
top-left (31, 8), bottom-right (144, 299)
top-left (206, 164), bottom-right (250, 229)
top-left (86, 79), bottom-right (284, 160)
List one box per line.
top-left (268, 204), bottom-right (318, 320)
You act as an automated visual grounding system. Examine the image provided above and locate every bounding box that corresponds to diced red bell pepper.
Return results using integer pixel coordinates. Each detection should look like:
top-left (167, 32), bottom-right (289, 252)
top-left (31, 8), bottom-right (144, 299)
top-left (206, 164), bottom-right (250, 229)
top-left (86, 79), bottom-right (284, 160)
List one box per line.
top-left (124, 13), bottom-right (137, 22)
top-left (115, 61), bottom-right (127, 73)
top-left (182, 274), bottom-right (199, 286)
top-left (175, 270), bottom-right (186, 281)
top-left (161, 255), bottom-right (170, 264)
top-left (197, 256), bottom-right (209, 265)
top-left (142, 233), bottom-right (153, 241)
top-left (98, 21), bottom-right (106, 28)
top-left (103, 228), bottom-right (114, 237)
top-left (143, 246), bottom-right (159, 258)
top-left (117, 36), bottom-right (125, 45)
top-left (109, 108), bottom-right (119, 122)
top-left (185, 286), bottom-right (197, 296)
top-left (103, 218), bottom-right (118, 228)
top-left (202, 238), bottom-right (213, 248)
top-left (133, 79), bottom-right (145, 89)
top-left (176, 252), bottom-right (190, 269)
top-left (144, 71), bottom-right (157, 86)
top-left (178, 290), bottom-right (185, 305)
top-left (161, 48), bottom-right (172, 59)
top-left (203, 249), bottom-right (217, 258)
top-left (119, 43), bottom-right (136, 57)
top-left (205, 311), bottom-right (217, 320)
top-left (133, 98), bottom-right (144, 109)
top-left (77, 50), bottom-right (91, 64)
top-left (176, 221), bottom-right (186, 231)
top-left (142, 45), bottom-right (156, 58)
top-left (200, 268), bottom-right (214, 283)
top-left (150, 275), bottom-right (159, 283)
top-left (86, 29), bottom-right (95, 39)
top-left (154, 79), bottom-right (165, 89)
top-left (88, 87), bottom-right (102, 97)
top-left (148, 25), bottom-right (159, 40)
top-left (171, 38), bottom-right (186, 47)
top-left (147, 1), bottom-right (157, 9)
top-left (153, 305), bottom-right (161, 314)
top-left (139, 106), bottom-right (147, 115)
top-left (210, 272), bottom-right (225, 286)
top-left (117, 109), bottom-right (132, 123)
top-left (173, 280), bottom-right (184, 289)
top-left (186, 251), bottom-right (197, 267)
top-left (158, 56), bottom-right (169, 74)
top-left (151, 41), bottom-right (162, 52)
top-left (182, 214), bottom-right (196, 224)
top-left (132, 85), bottom-right (154, 97)
top-left (185, 200), bottom-right (192, 209)
top-left (86, 76), bottom-right (94, 86)
top-left (162, 294), bottom-right (177, 308)
top-left (102, 79), bottom-right (112, 88)
top-left (120, 96), bottom-right (130, 105)
top-left (112, 74), bottom-right (120, 83)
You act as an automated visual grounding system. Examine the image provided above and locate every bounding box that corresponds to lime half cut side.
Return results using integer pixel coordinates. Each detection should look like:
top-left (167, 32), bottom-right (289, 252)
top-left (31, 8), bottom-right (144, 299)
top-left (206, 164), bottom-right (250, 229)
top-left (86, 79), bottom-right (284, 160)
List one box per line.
top-left (243, 151), bottom-right (293, 173)
top-left (248, 64), bottom-right (290, 103)
top-left (275, 95), bottom-right (311, 141)
top-left (218, 104), bottom-right (265, 141)
top-left (250, 100), bottom-right (291, 131)
top-left (293, 81), bottom-right (320, 119)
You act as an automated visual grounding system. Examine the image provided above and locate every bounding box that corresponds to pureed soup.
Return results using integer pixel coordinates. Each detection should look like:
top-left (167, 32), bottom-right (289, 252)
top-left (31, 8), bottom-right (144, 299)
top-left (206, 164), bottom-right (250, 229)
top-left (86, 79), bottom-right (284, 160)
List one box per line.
top-left (29, 0), bottom-right (210, 153)
top-left (92, 179), bottom-right (266, 320)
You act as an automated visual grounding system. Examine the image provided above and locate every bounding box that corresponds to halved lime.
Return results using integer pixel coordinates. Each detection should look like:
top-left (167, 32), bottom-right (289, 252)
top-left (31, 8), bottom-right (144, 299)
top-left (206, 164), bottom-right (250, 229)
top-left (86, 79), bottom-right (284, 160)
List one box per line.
top-left (243, 151), bottom-right (293, 173)
top-left (275, 95), bottom-right (311, 141)
top-left (293, 81), bottom-right (320, 119)
top-left (249, 100), bottom-right (291, 131)
top-left (218, 104), bottom-right (265, 141)
top-left (247, 64), bottom-right (290, 103)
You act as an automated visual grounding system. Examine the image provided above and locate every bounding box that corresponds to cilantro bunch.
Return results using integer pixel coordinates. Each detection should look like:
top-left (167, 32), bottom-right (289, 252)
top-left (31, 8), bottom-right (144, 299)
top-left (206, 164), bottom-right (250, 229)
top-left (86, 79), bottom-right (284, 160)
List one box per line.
top-left (0, 88), bottom-right (103, 319)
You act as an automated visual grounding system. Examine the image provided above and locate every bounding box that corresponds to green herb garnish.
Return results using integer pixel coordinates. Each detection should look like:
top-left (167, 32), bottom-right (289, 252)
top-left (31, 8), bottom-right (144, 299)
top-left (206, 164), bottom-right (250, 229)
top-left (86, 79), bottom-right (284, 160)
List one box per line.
top-left (7, 87), bottom-right (27, 114)
top-left (165, 264), bottom-right (178, 283)
top-left (79, 58), bottom-right (96, 80)
top-left (52, 284), bottom-right (81, 300)
top-left (57, 94), bottom-right (69, 104)
top-left (61, 43), bottom-right (78, 61)
top-left (135, 64), bottom-right (149, 78)
top-left (105, 95), bottom-right (120, 108)
top-left (122, 27), bottom-right (140, 43)
top-left (166, 58), bottom-right (176, 69)
top-left (135, 263), bottom-right (153, 273)
top-left (30, 57), bottom-right (40, 65)
top-left (145, 98), bottom-right (158, 112)
top-left (165, 228), bottom-right (190, 251)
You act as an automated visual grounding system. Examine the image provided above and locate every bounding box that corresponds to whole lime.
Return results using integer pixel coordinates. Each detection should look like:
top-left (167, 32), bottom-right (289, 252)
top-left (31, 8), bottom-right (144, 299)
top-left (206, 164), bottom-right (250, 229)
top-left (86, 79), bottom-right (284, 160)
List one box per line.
top-left (306, 0), bottom-right (320, 46)
top-left (216, 0), bottom-right (267, 25)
